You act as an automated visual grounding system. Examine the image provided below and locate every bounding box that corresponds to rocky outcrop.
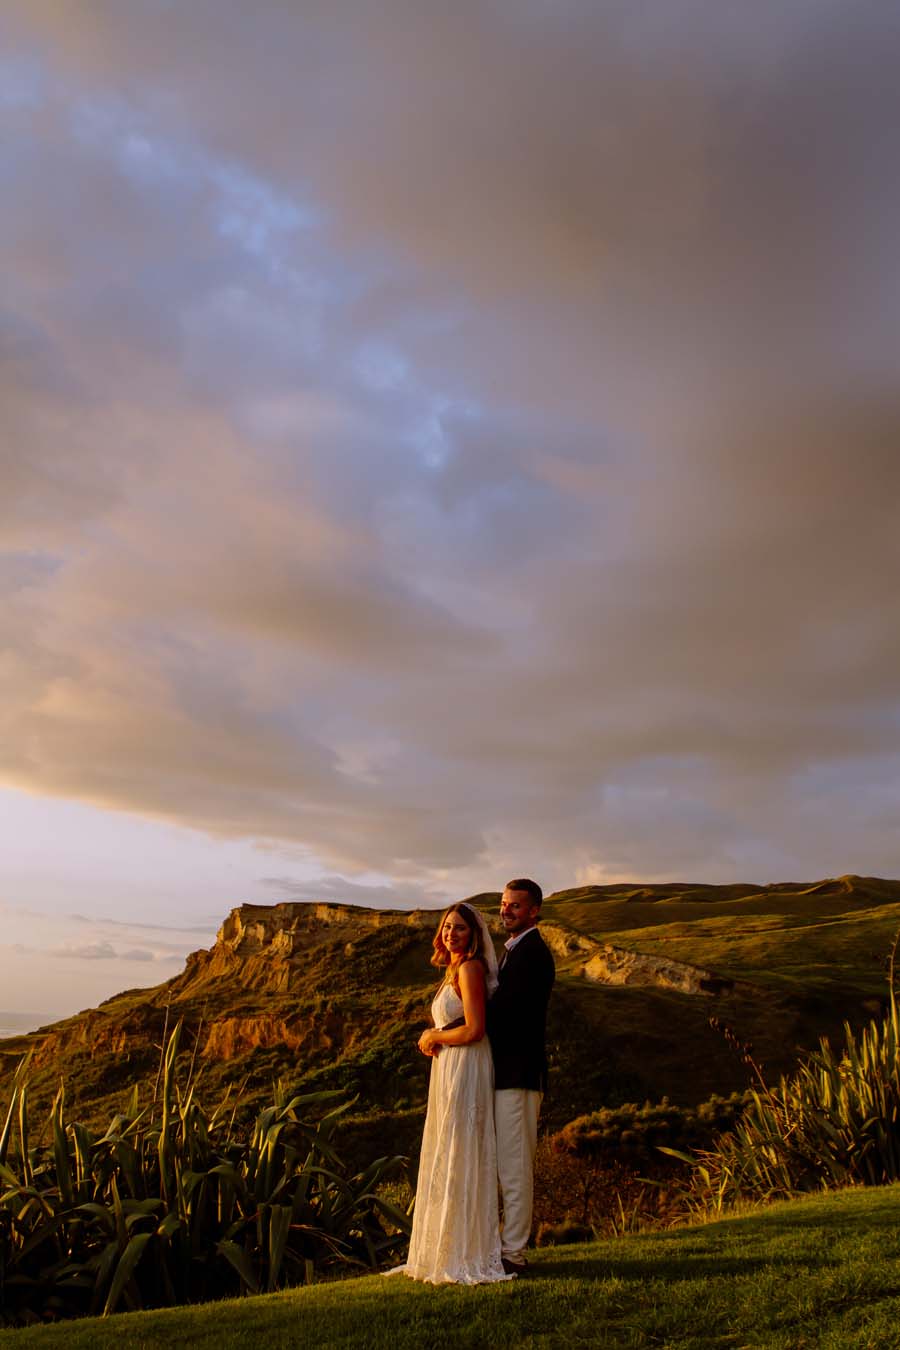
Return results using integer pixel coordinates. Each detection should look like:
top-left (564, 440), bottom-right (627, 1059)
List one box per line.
top-left (217, 901), bottom-right (432, 952)
top-left (540, 922), bottom-right (736, 996)
top-left (203, 1016), bottom-right (305, 1059)
top-left (32, 1005), bottom-right (167, 1067)
top-left (539, 923), bottom-right (596, 959)
top-left (170, 901), bottom-right (433, 1000)
top-left (581, 946), bottom-right (735, 995)
top-left (201, 1007), bottom-right (350, 1060)
top-left (175, 904), bottom-right (741, 1004)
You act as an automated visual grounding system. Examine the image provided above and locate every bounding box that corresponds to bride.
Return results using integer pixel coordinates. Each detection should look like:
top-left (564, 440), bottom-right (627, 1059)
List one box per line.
top-left (392, 902), bottom-right (513, 1284)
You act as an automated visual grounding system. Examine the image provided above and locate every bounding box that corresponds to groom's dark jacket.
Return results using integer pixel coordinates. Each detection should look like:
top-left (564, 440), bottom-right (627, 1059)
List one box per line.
top-left (487, 926), bottom-right (555, 1092)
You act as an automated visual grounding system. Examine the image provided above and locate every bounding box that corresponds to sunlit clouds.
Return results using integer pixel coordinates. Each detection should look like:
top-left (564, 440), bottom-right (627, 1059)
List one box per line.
top-left (2, 2), bottom-right (900, 1013)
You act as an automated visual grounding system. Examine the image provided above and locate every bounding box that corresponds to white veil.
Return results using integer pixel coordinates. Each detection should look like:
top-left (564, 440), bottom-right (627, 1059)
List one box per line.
top-left (456, 902), bottom-right (500, 998)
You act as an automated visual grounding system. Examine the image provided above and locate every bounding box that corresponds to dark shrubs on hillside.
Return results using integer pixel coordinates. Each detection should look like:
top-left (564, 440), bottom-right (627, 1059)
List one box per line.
top-left (531, 1094), bottom-right (748, 1240)
top-left (554, 1093), bottom-right (749, 1162)
top-left (675, 937), bottom-right (900, 1211)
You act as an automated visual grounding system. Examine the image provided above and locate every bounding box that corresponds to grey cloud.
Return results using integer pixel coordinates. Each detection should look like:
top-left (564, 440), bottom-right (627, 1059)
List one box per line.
top-left (2, 899), bottom-right (202, 963)
top-left (49, 941), bottom-right (175, 963)
top-left (260, 874), bottom-right (438, 910)
top-left (67, 920), bottom-right (212, 960)
top-left (19, 1), bottom-right (896, 404)
top-left (69, 913), bottom-right (215, 935)
top-left (2, 2), bottom-right (899, 888)
top-left (51, 941), bottom-right (118, 961)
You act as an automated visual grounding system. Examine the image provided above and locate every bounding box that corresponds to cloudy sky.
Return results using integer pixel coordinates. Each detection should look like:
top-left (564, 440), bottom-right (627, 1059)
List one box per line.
top-left (3, 1), bottom-right (900, 1020)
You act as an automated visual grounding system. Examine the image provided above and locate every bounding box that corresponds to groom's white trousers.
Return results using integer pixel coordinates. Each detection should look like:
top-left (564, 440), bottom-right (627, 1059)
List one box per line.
top-left (494, 1088), bottom-right (542, 1264)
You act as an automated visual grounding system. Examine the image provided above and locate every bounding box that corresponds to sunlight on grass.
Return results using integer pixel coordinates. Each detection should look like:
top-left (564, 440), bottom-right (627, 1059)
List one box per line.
top-left (3, 1187), bottom-right (900, 1349)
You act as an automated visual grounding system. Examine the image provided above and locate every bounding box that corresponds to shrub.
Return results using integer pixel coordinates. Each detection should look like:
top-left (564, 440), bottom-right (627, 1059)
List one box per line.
top-left (553, 1093), bottom-right (749, 1164)
top-left (533, 1094), bottom-right (748, 1240)
top-left (672, 933), bottom-right (900, 1213)
top-left (0, 1021), bottom-right (410, 1326)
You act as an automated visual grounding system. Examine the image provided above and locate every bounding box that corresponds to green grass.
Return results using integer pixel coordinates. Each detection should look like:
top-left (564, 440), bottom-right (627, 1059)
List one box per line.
top-left (612, 902), bottom-right (900, 998)
top-left (5, 1187), bottom-right (900, 1348)
top-left (542, 877), bottom-right (900, 1010)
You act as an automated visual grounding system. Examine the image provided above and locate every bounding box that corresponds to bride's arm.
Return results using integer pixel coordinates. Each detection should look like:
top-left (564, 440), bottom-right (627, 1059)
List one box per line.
top-left (418, 962), bottom-right (486, 1053)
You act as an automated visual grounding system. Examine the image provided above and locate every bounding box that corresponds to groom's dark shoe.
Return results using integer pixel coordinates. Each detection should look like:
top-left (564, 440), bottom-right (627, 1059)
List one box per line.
top-left (502, 1257), bottom-right (528, 1276)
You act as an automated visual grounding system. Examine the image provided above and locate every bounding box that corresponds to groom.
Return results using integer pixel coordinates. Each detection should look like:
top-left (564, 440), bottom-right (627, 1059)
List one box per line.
top-left (487, 878), bottom-right (555, 1275)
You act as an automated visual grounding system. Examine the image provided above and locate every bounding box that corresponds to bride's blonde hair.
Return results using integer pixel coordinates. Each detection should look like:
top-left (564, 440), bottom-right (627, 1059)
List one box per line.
top-left (431, 903), bottom-right (488, 994)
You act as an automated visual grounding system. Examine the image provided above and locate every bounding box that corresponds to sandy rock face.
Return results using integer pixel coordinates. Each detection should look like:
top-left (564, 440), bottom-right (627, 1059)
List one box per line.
top-left (581, 946), bottom-right (733, 995)
top-left (216, 901), bottom-right (431, 955)
top-left (539, 921), bottom-right (734, 996)
top-left (32, 1005), bottom-right (167, 1066)
top-left (202, 1015), bottom-right (303, 1058)
top-left (169, 901), bottom-right (437, 1004)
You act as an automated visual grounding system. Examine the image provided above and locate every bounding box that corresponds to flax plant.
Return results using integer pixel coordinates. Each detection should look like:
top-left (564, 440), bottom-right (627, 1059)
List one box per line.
top-left (667, 930), bottom-right (900, 1214)
top-left (0, 1022), bottom-right (410, 1327)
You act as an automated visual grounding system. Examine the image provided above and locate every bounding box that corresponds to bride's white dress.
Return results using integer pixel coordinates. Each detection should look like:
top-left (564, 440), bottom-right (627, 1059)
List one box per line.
top-left (394, 981), bottom-right (512, 1284)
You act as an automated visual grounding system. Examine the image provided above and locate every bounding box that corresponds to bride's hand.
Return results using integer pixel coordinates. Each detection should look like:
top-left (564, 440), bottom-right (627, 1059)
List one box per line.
top-left (418, 1029), bottom-right (440, 1055)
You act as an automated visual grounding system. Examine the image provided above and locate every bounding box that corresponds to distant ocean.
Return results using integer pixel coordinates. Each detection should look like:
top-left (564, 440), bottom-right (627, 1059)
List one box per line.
top-left (0, 1013), bottom-right (51, 1040)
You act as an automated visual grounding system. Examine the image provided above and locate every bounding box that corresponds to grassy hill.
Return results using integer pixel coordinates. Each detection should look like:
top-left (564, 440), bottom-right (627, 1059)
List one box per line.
top-left (546, 875), bottom-right (900, 996)
top-left (2, 875), bottom-right (899, 1153)
top-left (3, 1185), bottom-right (899, 1348)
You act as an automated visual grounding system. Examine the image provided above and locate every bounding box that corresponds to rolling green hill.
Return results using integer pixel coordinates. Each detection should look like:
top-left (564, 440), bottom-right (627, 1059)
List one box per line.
top-left (2, 876), bottom-right (898, 1149)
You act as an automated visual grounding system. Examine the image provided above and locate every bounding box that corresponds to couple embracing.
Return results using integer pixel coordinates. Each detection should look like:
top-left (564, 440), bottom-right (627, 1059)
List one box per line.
top-left (396, 879), bottom-right (555, 1285)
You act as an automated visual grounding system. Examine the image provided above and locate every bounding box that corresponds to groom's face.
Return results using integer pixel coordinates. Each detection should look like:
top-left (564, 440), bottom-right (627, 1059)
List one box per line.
top-left (500, 887), bottom-right (540, 937)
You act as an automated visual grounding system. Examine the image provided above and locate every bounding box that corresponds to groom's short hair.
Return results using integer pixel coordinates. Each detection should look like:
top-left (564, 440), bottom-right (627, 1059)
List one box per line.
top-left (505, 878), bottom-right (543, 907)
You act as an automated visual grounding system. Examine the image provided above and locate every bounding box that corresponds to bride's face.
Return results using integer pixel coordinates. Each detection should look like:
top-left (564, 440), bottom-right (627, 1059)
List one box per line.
top-left (441, 911), bottom-right (473, 959)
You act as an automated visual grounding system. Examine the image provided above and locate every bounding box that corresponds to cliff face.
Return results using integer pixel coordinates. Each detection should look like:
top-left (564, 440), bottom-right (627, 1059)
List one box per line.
top-left (169, 901), bottom-right (433, 1001)
top-left (216, 901), bottom-right (431, 949)
top-left (6, 877), bottom-right (898, 1133)
top-left (26, 901), bottom-right (750, 1073)
top-left (193, 903), bottom-right (742, 1002)
top-left (540, 922), bottom-right (741, 995)
top-left (24, 904), bottom-right (435, 1076)
top-left (32, 1005), bottom-right (169, 1068)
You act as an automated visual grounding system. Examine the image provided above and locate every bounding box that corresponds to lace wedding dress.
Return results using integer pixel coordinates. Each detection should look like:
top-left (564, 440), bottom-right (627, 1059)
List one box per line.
top-left (392, 981), bottom-right (512, 1284)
